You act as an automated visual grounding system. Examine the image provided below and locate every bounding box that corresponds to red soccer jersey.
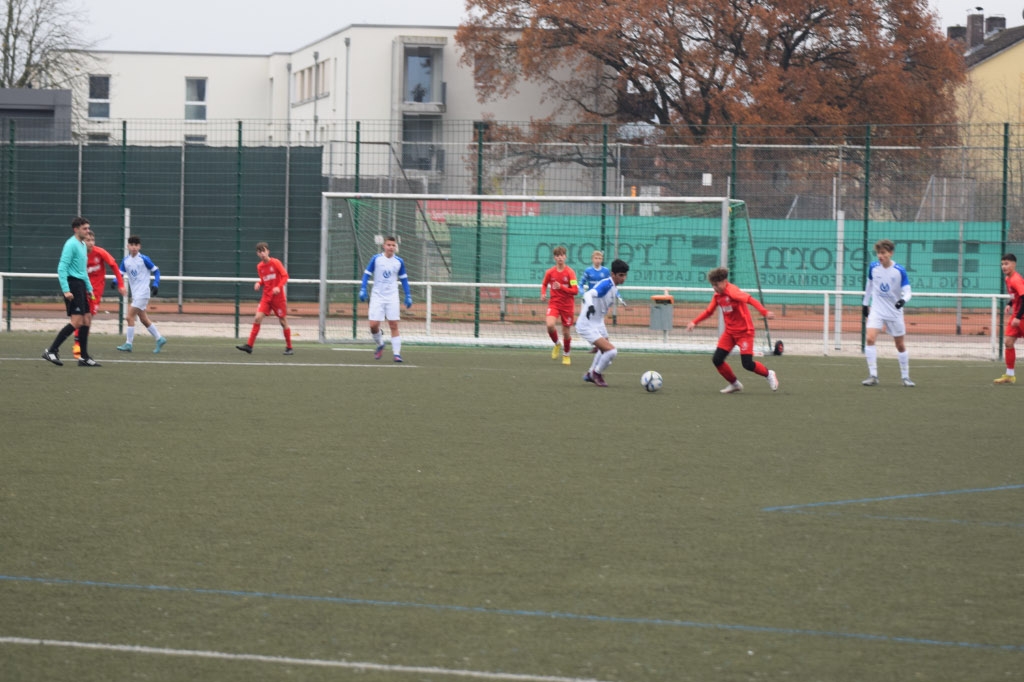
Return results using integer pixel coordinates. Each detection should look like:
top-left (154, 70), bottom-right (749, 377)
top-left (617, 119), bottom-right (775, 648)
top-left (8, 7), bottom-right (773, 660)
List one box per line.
top-left (1006, 271), bottom-right (1024, 318)
top-left (541, 266), bottom-right (578, 309)
top-left (257, 257), bottom-right (289, 298)
top-left (692, 282), bottom-right (768, 335)
top-left (86, 245), bottom-right (124, 296)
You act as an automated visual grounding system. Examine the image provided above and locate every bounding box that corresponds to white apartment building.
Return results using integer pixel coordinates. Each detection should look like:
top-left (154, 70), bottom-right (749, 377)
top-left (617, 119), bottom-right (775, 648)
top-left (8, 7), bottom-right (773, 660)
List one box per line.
top-left (76, 24), bottom-right (571, 192)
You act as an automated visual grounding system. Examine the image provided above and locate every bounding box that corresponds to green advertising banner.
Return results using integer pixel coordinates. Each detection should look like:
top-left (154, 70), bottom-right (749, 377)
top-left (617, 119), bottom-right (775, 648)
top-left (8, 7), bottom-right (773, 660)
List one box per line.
top-left (450, 217), bottom-right (1005, 307)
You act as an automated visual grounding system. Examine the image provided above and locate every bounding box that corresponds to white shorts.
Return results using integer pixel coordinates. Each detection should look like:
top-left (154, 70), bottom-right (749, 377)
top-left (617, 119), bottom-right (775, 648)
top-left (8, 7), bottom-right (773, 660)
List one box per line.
top-left (866, 311), bottom-right (906, 337)
top-left (368, 294), bottom-right (400, 322)
top-left (130, 296), bottom-right (150, 312)
top-left (574, 318), bottom-right (607, 345)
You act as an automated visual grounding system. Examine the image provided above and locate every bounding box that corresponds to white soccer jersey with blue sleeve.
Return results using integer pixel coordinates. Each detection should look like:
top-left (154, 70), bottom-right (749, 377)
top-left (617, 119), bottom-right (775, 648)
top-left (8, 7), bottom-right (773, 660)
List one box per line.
top-left (581, 277), bottom-right (619, 321)
top-left (120, 253), bottom-right (160, 300)
top-left (863, 261), bottom-right (911, 320)
top-left (365, 253), bottom-right (408, 301)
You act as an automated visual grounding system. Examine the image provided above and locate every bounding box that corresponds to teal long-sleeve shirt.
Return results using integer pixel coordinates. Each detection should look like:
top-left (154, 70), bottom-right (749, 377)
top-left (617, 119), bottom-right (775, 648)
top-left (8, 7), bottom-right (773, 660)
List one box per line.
top-left (57, 234), bottom-right (92, 294)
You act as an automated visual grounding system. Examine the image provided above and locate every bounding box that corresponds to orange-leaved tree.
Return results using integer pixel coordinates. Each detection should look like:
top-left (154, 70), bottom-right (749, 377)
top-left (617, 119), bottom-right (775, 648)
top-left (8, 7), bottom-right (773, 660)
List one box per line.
top-left (455, 0), bottom-right (966, 137)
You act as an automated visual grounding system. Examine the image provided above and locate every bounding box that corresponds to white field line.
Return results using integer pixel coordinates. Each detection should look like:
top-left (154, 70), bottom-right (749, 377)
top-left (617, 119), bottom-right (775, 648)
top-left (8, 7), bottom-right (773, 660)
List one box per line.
top-left (0, 636), bottom-right (612, 682)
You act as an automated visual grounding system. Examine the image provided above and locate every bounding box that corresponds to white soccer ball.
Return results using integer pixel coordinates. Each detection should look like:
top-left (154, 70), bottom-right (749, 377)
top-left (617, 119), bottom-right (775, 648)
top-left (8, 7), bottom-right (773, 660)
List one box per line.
top-left (641, 370), bottom-right (663, 392)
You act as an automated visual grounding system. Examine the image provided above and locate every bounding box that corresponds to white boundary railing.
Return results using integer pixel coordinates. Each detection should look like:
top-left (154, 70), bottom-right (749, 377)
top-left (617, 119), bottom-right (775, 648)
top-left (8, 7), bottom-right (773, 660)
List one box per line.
top-left (2, 271), bottom-right (1008, 360)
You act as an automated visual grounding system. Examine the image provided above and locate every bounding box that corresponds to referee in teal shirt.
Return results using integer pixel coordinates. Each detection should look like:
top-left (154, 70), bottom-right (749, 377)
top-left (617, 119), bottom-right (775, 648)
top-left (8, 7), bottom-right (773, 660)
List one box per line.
top-left (42, 217), bottom-right (98, 367)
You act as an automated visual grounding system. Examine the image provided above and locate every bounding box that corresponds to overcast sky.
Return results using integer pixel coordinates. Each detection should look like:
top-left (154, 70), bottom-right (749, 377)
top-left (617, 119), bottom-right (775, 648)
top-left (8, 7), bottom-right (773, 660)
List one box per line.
top-left (82, 0), bottom-right (1023, 54)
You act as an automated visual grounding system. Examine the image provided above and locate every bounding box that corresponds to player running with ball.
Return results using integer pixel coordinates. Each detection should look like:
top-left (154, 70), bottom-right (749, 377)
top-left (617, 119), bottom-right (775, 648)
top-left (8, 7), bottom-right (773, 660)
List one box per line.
top-left (687, 267), bottom-right (779, 394)
top-left (576, 259), bottom-right (629, 387)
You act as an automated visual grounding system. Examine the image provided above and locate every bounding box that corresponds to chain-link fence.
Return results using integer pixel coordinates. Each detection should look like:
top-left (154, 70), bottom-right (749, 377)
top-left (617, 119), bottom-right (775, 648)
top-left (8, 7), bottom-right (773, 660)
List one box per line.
top-left (2, 118), bottom-right (1021, 314)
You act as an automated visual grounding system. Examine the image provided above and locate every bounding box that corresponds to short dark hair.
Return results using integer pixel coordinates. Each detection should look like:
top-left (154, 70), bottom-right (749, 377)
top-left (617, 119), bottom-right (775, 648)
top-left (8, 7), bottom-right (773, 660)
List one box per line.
top-left (71, 216), bottom-right (89, 230)
top-left (610, 258), bottom-right (629, 274)
top-left (256, 242), bottom-right (269, 252)
top-left (1002, 253), bottom-right (1017, 263)
top-left (127, 235), bottom-right (141, 245)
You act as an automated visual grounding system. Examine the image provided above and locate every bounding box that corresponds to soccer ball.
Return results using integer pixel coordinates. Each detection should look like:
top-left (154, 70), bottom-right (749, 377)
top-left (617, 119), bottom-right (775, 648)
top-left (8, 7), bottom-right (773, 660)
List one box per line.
top-left (641, 370), bottom-right (663, 392)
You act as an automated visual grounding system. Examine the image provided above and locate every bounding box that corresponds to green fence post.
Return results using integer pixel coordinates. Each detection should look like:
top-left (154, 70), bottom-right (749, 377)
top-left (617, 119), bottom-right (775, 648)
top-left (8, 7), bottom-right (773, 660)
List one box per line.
top-left (474, 121), bottom-right (485, 339)
top-left (998, 122), bottom-right (1010, 358)
top-left (5, 120), bottom-right (14, 331)
top-left (352, 121), bottom-right (361, 339)
top-left (726, 128), bottom-right (738, 276)
top-left (600, 122), bottom-right (608, 252)
top-left (861, 124), bottom-right (872, 351)
top-left (234, 121), bottom-right (243, 338)
top-left (730, 124), bottom-right (737, 200)
top-left (119, 120), bottom-right (127, 336)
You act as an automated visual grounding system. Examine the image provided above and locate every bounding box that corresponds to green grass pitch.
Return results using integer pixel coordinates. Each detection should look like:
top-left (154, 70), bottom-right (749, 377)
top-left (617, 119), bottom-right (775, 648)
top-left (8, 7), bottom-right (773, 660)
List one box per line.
top-left (1, 332), bottom-right (1021, 681)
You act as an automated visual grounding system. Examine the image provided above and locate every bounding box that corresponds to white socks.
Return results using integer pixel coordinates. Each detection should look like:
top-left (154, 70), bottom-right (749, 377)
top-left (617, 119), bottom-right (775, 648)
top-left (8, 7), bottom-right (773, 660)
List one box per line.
top-left (898, 350), bottom-right (910, 379)
top-left (865, 345), bottom-right (878, 376)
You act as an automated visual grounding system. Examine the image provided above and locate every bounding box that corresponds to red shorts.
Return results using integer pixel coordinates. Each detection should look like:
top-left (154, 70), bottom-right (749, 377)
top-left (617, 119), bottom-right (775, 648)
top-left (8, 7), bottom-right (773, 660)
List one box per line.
top-left (546, 304), bottom-right (574, 328)
top-left (717, 331), bottom-right (755, 354)
top-left (88, 293), bottom-right (103, 316)
top-left (258, 295), bottom-right (288, 318)
top-left (1006, 319), bottom-right (1024, 338)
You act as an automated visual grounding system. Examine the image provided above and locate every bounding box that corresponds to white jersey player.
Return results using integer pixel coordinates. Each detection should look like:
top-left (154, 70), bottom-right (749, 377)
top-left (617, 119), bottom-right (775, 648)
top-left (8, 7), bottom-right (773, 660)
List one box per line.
top-left (359, 236), bottom-right (412, 362)
top-left (116, 234), bottom-right (166, 353)
top-left (861, 239), bottom-right (913, 387)
top-left (575, 258), bottom-right (629, 387)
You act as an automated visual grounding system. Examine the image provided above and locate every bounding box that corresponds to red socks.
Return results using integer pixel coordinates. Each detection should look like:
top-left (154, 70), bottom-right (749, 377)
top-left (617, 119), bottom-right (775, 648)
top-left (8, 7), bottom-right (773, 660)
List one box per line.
top-left (247, 324), bottom-right (260, 346)
top-left (716, 363), bottom-right (738, 383)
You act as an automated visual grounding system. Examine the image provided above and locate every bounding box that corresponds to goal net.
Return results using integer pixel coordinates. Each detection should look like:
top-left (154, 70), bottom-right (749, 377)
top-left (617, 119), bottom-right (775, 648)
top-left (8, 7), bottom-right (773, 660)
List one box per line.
top-left (319, 192), bottom-right (763, 351)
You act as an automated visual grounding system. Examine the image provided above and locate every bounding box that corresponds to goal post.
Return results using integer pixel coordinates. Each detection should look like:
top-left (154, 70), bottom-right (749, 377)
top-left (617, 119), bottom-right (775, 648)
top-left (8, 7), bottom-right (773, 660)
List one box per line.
top-left (319, 192), bottom-right (752, 349)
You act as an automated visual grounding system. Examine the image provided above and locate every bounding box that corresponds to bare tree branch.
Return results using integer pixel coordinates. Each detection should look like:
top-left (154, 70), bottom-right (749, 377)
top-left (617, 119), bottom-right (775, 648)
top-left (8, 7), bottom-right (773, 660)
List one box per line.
top-left (1, 0), bottom-right (96, 89)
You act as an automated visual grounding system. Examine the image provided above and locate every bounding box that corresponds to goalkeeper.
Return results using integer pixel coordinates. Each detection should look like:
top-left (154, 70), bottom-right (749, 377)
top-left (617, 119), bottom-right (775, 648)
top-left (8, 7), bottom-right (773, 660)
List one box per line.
top-left (575, 259), bottom-right (629, 387)
top-left (359, 236), bottom-right (412, 363)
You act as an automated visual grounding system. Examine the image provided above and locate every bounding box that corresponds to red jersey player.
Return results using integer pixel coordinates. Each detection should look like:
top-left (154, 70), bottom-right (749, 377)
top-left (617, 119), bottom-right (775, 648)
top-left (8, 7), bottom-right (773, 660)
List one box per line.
top-left (686, 266), bottom-right (779, 394)
top-left (540, 245), bottom-right (578, 365)
top-left (73, 230), bottom-right (126, 359)
top-left (236, 242), bottom-right (293, 355)
top-left (995, 253), bottom-right (1024, 384)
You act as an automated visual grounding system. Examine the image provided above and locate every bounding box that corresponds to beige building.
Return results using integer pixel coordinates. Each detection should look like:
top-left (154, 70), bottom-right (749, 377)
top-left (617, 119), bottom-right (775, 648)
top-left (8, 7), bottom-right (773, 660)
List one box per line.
top-left (952, 14), bottom-right (1024, 125)
top-left (74, 24), bottom-right (565, 192)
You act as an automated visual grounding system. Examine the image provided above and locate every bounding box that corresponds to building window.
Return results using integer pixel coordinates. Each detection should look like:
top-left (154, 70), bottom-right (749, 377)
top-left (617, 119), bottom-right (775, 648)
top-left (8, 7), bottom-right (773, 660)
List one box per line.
top-left (292, 62), bottom-right (329, 104)
top-left (184, 134), bottom-right (207, 145)
top-left (185, 78), bottom-right (207, 120)
top-left (88, 75), bottom-right (110, 119)
top-left (404, 46), bottom-right (442, 103)
top-left (86, 133), bottom-right (110, 145)
top-left (402, 115), bottom-right (443, 171)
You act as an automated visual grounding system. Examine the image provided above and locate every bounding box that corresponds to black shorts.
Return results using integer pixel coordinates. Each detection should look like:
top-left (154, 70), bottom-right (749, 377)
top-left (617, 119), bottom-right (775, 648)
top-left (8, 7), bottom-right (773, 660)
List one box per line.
top-left (64, 277), bottom-right (90, 317)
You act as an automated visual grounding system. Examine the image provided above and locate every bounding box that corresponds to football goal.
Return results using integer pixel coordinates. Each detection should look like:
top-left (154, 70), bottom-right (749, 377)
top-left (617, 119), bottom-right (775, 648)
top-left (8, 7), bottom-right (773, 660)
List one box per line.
top-left (318, 192), bottom-right (764, 351)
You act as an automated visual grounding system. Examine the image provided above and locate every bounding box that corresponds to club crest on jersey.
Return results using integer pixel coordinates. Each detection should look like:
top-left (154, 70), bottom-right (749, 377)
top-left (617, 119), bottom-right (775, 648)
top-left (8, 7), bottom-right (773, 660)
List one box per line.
top-left (879, 283), bottom-right (891, 293)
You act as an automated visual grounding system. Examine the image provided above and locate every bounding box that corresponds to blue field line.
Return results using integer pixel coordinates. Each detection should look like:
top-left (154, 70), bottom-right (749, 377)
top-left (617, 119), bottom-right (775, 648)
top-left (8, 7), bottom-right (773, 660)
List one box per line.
top-left (761, 484), bottom-right (1024, 513)
top-left (1, 574), bottom-right (1021, 653)
top-left (770, 509), bottom-right (1024, 529)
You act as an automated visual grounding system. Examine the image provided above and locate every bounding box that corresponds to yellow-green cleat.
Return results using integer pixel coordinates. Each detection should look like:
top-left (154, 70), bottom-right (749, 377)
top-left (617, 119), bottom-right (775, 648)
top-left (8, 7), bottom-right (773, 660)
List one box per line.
top-left (993, 374), bottom-right (1016, 384)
